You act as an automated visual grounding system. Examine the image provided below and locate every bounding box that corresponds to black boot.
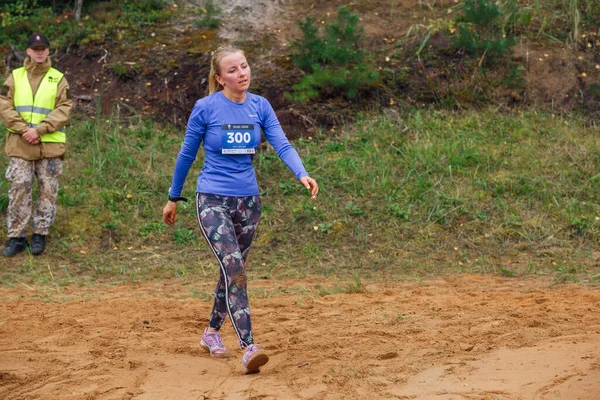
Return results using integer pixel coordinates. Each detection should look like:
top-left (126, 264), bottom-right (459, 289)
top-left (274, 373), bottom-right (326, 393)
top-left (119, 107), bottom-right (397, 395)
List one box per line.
top-left (31, 234), bottom-right (46, 256)
top-left (3, 237), bottom-right (28, 257)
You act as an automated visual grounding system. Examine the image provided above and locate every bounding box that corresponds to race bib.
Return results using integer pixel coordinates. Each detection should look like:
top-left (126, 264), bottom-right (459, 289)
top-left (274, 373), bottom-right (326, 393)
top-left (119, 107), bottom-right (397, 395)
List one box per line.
top-left (221, 124), bottom-right (256, 154)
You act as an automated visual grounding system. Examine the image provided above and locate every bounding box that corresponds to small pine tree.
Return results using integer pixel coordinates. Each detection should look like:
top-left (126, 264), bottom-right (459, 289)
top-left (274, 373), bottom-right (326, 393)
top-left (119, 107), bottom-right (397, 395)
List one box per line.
top-left (291, 17), bottom-right (324, 72)
top-left (460, 0), bottom-right (502, 26)
top-left (288, 6), bottom-right (379, 102)
top-left (453, 0), bottom-right (517, 60)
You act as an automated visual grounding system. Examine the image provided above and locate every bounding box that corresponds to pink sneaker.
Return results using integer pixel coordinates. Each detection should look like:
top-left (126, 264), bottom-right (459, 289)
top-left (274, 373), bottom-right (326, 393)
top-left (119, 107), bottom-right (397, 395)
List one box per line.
top-left (242, 344), bottom-right (269, 374)
top-left (200, 328), bottom-right (230, 358)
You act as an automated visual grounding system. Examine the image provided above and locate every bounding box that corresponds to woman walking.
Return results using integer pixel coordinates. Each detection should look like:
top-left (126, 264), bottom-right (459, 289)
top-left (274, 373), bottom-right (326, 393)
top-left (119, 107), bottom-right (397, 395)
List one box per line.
top-left (162, 45), bottom-right (318, 374)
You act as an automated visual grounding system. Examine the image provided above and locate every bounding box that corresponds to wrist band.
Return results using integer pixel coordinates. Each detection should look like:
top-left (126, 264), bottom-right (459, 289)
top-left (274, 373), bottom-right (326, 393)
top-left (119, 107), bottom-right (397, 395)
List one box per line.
top-left (168, 195), bottom-right (188, 203)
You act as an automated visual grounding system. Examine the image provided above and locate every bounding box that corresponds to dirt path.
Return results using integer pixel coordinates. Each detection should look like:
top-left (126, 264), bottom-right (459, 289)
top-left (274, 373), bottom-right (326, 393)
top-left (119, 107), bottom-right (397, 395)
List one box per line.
top-left (1, 274), bottom-right (599, 399)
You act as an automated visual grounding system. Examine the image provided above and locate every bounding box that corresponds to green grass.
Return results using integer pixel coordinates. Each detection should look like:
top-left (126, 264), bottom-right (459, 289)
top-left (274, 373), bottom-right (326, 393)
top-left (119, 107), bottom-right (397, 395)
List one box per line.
top-left (0, 108), bottom-right (599, 289)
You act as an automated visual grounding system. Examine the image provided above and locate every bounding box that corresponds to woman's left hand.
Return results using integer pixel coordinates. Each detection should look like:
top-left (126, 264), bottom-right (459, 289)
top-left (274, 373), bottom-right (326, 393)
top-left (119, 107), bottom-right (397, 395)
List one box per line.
top-left (162, 201), bottom-right (178, 226)
top-left (300, 176), bottom-right (319, 201)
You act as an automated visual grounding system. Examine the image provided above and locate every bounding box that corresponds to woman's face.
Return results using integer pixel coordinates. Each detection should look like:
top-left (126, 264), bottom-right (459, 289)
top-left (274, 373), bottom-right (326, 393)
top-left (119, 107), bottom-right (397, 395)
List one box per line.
top-left (215, 52), bottom-right (251, 94)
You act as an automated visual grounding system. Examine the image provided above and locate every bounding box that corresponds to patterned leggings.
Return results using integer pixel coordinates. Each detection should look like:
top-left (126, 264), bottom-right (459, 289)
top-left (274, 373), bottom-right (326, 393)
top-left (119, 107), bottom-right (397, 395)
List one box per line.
top-left (195, 193), bottom-right (262, 348)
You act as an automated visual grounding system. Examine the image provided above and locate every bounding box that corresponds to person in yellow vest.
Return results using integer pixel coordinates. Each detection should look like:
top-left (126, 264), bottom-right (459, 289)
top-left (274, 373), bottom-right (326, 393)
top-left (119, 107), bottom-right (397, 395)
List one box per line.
top-left (0, 33), bottom-right (73, 257)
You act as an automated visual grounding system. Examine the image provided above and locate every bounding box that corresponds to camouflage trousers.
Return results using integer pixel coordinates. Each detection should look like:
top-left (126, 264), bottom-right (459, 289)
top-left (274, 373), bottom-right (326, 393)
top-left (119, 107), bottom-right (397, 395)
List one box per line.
top-left (196, 192), bottom-right (262, 349)
top-left (5, 157), bottom-right (63, 238)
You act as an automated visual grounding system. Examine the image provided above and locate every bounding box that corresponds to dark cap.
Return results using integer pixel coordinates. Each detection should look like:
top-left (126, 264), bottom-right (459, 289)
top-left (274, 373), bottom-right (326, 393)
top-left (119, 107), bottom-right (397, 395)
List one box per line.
top-left (27, 33), bottom-right (50, 49)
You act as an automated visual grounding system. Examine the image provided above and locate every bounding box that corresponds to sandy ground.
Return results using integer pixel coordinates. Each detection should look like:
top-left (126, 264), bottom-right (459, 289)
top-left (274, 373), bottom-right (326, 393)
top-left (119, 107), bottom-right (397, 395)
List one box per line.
top-left (1, 274), bottom-right (599, 400)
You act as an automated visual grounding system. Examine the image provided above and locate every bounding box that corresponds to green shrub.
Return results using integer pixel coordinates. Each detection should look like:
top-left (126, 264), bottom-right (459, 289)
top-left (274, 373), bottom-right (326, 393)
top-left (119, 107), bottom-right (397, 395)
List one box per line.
top-left (291, 17), bottom-right (323, 72)
top-left (459, 0), bottom-right (502, 26)
top-left (287, 6), bottom-right (379, 102)
top-left (321, 7), bottom-right (365, 68)
top-left (122, 0), bottom-right (167, 13)
top-left (0, 0), bottom-right (174, 54)
top-left (0, 0), bottom-right (73, 13)
top-left (118, 0), bottom-right (171, 27)
top-left (193, 0), bottom-right (221, 29)
top-left (452, 0), bottom-right (518, 60)
top-left (0, 1), bottom-right (67, 50)
top-left (453, 24), bottom-right (516, 58)
top-left (289, 63), bottom-right (378, 102)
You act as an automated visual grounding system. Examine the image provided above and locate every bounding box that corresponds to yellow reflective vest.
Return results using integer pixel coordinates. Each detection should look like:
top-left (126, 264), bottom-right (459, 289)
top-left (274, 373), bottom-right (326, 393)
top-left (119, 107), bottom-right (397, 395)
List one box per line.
top-left (9, 67), bottom-right (66, 143)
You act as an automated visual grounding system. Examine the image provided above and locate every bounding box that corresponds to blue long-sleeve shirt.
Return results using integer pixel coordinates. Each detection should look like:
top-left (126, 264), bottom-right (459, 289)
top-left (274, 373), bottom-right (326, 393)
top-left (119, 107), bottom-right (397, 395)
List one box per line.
top-left (169, 91), bottom-right (309, 197)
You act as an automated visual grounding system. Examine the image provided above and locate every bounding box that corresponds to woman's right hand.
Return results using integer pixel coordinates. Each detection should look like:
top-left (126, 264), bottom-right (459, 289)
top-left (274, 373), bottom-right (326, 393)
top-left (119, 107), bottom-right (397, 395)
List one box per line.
top-left (162, 201), bottom-right (178, 226)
